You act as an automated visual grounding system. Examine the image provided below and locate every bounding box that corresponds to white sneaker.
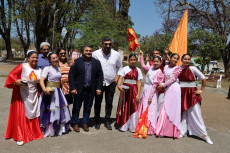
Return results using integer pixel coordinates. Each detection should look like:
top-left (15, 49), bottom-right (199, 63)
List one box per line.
top-left (180, 134), bottom-right (184, 138)
top-left (17, 141), bottom-right (24, 146)
top-left (203, 136), bottom-right (213, 145)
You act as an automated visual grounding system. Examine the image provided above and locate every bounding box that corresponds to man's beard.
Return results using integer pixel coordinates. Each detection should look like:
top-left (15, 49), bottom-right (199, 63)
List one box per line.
top-left (82, 54), bottom-right (91, 59)
top-left (103, 47), bottom-right (111, 52)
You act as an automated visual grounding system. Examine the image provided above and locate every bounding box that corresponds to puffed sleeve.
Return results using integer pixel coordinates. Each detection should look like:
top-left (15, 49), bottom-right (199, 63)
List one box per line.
top-left (41, 66), bottom-right (49, 78)
top-left (137, 68), bottom-right (143, 80)
top-left (118, 67), bottom-right (125, 77)
top-left (190, 66), bottom-right (205, 80)
top-left (4, 64), bottom-right (22, 88)
top-left (148, 70), bottom-right (164, 100)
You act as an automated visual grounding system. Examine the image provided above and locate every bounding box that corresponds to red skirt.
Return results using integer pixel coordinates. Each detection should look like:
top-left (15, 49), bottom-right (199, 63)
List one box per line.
top-left (181, 87), bottom-right (202, 113)
top-left (116, 83), bottom-right (138, 128)
top-left (4, 86), bottom-right (43, 143)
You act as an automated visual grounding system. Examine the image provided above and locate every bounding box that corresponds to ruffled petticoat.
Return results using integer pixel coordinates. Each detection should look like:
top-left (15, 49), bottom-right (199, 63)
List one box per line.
top-left (39, 88), bottom-right (71, 137)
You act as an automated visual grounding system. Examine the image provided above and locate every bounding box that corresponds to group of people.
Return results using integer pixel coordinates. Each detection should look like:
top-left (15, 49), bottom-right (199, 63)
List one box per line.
top-left (116, 49), bottom-right (213, 145)
top-left (4, 36), bottom-right (213, 146)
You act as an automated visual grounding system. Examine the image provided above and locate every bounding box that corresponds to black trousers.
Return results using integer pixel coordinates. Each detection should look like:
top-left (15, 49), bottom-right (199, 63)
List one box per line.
top-left (94, 81), bottom-right (116, 123)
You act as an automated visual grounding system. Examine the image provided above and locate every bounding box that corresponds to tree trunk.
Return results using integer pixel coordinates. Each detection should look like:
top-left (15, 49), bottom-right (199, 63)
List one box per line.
top-left (223, 57), bottom-right (230, 79)
top-left (5, 35), bottom-right (13, 60)
top-left (166, 0), bottom-right (172, 35)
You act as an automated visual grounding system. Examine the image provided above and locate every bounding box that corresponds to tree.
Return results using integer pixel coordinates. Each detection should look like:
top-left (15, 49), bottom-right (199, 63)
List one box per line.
top-left (188, 28), bottom-right (224, 72)
top-left (154, 0), bottom-right (230, 78)
top-left (194, 57), bottom-right (210, 73)
top-left (0, 0), bottom-right (13, 59)
top-left (75, 0), bottom-right (132, 50)
top-left (13, 0), bottom-right (31, 56)
top-left (161, 18), bottom-right (179, 34)
top-left (50, 0), bottom-right (92, 51)
top-left (139, 32), bottom-right (172, 55)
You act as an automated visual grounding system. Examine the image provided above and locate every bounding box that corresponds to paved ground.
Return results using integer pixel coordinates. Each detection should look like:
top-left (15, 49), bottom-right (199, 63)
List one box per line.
top-left (0, 61), bottom-right (230, 153)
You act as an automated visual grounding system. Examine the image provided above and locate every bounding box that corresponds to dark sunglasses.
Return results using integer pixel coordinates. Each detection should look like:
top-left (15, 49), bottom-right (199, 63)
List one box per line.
top-left (104, 43), bottom-right (112, 46)
top-left (42, 49), bottom-right (49, 51)
top-left (60, 53), bottom-right (66, 55)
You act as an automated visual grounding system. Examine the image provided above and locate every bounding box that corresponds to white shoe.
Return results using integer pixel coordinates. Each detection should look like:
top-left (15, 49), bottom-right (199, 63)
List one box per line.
top-left (203, 136), bottom-right (213, 144)
top-left (17, 141), bottom-right (24, 146)
top-left (180, 134), bottom-right (184, 138)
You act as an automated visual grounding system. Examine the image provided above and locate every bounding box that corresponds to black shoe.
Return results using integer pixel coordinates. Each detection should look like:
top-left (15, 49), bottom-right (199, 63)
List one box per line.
top-left (105, 122), bottom-right (112, 130)
top-left (95, 123), bottom-right (100, 130)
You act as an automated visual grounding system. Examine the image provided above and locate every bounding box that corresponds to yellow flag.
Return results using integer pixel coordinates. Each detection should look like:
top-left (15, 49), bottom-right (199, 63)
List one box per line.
top-left (168, 6), bottom-right (188, 66)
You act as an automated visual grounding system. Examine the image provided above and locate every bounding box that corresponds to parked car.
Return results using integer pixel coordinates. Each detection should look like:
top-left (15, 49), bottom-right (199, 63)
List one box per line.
top-left (211, 68), bottom-right (224, 73)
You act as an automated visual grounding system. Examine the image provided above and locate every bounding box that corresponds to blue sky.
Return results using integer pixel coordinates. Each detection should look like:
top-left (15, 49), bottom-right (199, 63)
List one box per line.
top-left (129, 0), bottom-right (163, 37)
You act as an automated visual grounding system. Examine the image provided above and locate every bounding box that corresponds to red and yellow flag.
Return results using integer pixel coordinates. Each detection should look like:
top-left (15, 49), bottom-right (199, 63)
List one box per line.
top-left (127, 28), bottom-right (140, 52)
top-left (168, 5), bottom-right (188, 65)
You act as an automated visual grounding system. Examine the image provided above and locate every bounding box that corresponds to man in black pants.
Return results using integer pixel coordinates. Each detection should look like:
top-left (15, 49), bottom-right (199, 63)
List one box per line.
top-left (92, 37), bottom-right (123, 130)
top-left (69, 45), bottom-right (103, 132)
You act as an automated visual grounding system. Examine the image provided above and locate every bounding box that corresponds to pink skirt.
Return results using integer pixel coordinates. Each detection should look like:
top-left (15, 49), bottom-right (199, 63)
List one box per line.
top-left (156, 104), bottom-right (180, 139)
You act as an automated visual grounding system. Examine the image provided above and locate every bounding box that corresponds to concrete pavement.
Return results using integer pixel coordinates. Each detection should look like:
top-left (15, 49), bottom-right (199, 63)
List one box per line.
top-left (0, 62), bottom-right (230, 153)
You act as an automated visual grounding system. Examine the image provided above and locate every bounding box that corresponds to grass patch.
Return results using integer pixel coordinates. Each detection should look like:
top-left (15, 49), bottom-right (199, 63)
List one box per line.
top-left (0, 74), bottom-right (8, 77)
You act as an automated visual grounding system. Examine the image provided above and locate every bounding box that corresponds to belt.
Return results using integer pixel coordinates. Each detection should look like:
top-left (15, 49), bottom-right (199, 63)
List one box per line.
top-left (179, 81), bottom-right (197, 87)
top-left (144, 82), bottom-right (152, 85)
top-left (84, 86), bottom-right (91, 89)
top-left (123, 79), bottom-right (137, 84)
top-left (47, 81), bottom-right (61, 88)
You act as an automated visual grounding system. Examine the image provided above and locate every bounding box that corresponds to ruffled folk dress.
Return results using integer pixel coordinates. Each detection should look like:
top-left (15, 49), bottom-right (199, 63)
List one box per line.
top-left (179, 66), bottom-right (208, 136)
top-left (135, 57), bottom-right (164, 135)
top-left (4, 63), bottom-right (43, 143)
top-left (156, 65), bottom-right (182, 139)
top-left (116, 66), bottom-right (143, 132)
top-left (39, 66), bottom-right (71, 137)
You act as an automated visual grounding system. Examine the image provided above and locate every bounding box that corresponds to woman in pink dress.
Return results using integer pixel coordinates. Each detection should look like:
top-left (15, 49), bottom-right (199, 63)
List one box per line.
top-left (134, 50), bottom-right (164, 135)
top-left (116, 53), bottom-right (143, 132)
top-left (156, 53), bottom-right (182, 139)
top-left (179, 54), bottom-right (213, 144)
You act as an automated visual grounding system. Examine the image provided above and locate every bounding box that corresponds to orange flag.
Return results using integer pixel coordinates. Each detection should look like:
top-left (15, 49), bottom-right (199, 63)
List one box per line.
top-left (127, 28), bottom-right (140, 52)
top-left (168, 5), bottom-right (188, 65)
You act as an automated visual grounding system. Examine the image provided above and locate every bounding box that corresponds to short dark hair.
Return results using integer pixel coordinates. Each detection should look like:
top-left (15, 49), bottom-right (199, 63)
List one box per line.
top-left (153, 55), bottom-right (162, 62)
top-left (170, 53), bottom-right (180, 59)
top-left (128, 52), bottom-right (138, 60)
top-left (48, 52), bottom-right (56, 63)
top-left (56, 48), bottom-right (65, 55)
top-left (153, 50), bottom-right (160, 53)
top-left (181, 54), bottom-right (191, 61)
top-left (102, 36), bottom-right (112, 43)
top-left (81, 45), bottom-right (93, 53)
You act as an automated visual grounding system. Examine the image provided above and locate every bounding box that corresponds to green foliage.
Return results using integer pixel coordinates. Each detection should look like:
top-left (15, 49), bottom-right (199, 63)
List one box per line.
top-left (188, 28), bottom-right (224, 60)
top-left (139, 33), bottom-right (172, 55)
top-left (194, 57), bottom-right (210, 66)
top-left (74, 0), bottom-right (132, 50)
top-left (0, 38), bottom-right (23, 51)
top-left (194, 57), bottom-right (211, 72)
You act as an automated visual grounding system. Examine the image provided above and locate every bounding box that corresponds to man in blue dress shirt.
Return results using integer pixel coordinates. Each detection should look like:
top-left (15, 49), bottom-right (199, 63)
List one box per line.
top-left (37, 42), bottom-right (51, 69)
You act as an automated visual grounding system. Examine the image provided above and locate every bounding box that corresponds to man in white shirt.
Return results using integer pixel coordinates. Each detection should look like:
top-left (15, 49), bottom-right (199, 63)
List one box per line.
top-left (92, 37), bottom-right (122, 130)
